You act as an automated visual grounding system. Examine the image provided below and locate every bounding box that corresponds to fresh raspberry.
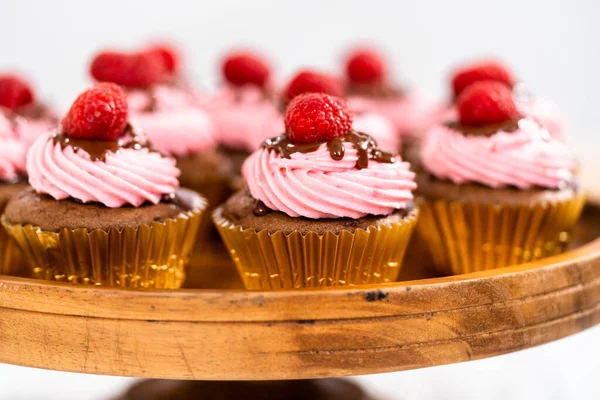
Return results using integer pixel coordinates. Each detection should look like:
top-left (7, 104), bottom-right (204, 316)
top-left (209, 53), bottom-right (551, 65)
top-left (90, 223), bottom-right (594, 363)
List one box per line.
top-left (345, 49), bottom-right (387, 84)
top-left (146, 43), bottom-right (180, 74)
top-left (0, 75), bottom-right (35, 110)
top-left (283, 70), bottom-right (344, 102)
top-left (222, 52), bottom-right (271, 88)
top-left (284, 93), bottom-right (353, 144)
top-left (90, 50), bottom-right (165, 88)
top-left (457, 81), bottom-right (520, 126)
top-left (61, 83), bottom-right (128, 141)
top-left (452, 60), bottom-right (514, 97)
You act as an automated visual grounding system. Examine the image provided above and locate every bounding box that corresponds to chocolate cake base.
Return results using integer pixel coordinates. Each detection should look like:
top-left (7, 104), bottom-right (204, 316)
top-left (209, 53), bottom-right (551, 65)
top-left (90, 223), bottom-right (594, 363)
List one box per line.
top-left (4, 187), bottom-right (204, 232)
top-left (0, 181), bottom-right (28, 205)
top-left (222, 190), bottom-right (416, 235)
top-left (112, 379), bottom-right (381, 400)
top-left (416, 173), bottom-right (579, 206)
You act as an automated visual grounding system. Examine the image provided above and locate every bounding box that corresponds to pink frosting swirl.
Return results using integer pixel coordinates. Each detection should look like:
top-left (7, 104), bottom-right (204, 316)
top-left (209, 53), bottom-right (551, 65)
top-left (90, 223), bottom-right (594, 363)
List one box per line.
top-left (421, 118), bottom-right (575, 189)
top-left (242, 142), bottom-right (416, 219)
top-left (0, 113), bottom-right (26, 182)
top-left (347, 93), bottom-right (434, 138)
top-left (353, 112), bottom-right (400, 152)
top-left (27, 131), bottom-right (180, 208)
top-left (206, 85), bottom-right (283, 152)
top-left (516, 98), bottom-right (567, 143)
top-left (128, 85), bottom-right (217, 156)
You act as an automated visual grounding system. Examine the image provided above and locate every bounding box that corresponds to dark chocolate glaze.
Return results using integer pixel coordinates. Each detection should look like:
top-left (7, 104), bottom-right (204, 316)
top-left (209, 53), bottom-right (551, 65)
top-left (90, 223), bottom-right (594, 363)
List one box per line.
top-left (53, 124), bottom-right (151, 161)
top-left (446, 118), bottom-right (522, 137)
top-left (252, 199), bottom-right (269, 216)
top-left (345, 81), bottom-right (404, 99)
top-left (262, 130), bottom-right (395, 170)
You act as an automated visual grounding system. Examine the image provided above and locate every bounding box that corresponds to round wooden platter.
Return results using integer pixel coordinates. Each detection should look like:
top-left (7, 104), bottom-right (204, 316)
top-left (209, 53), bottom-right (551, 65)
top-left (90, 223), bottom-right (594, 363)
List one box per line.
top-left (0, 200), bottom-right (598, 381)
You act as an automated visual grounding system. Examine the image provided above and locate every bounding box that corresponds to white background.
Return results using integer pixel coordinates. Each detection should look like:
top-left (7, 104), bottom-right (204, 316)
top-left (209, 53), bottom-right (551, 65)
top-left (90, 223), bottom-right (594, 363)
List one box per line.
top-left (1, 0), bottom-right (599, 398)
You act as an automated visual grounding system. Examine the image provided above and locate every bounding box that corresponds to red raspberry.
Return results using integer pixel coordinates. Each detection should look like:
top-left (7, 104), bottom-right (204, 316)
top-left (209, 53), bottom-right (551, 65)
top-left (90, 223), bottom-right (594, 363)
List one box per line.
top-left (345, 49), bottom-right (387, 84)
top-left (452, 60), bottom-right (514, 97)
top-left (146, 43), bottom-right (180, 74)
top-left (222, 52), bottom-right (271, 88)
top-left (285, 93), bottom-right (353, 144)
top-left (61, 83), bottom-right (128, 141)
top-left (458, 81), bottom-right (520, 126)
top-left (0, 75), bottom-right (35, 110)
top-left (90, 50), bottom-right (165, 88)
top-left (284, 70), bottom-right (344, 102)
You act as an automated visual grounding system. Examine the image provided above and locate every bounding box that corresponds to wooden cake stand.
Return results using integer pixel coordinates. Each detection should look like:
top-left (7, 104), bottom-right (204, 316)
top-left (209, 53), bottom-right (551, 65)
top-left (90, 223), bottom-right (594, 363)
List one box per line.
top-left (0, 195), bottom-right (598, 399)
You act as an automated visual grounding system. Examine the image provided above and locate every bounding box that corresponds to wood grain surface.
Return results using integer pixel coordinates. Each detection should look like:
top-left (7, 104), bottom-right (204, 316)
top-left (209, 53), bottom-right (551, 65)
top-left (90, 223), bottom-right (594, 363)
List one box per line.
top-left (0, 200), bottom-right (597, 380)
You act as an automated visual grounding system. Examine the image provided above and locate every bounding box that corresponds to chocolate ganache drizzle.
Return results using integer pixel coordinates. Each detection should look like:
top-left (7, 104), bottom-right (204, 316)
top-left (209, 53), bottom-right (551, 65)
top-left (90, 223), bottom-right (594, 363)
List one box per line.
top-left (263, 130), bottom-right (395, 170)
top-left (53, 124), bottom-right (151, 162)
top-left (445, 118), bottom-right (522, 137)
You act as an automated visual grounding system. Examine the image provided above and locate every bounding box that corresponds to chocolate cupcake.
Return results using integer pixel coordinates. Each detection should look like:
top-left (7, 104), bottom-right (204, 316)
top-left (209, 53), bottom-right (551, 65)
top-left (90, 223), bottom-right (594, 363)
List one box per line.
top-left (416, 81), bottom-right (585, 275)
top-left (0, 74), bottom-right (58, 276)
top-left (214, 93), bottom-right (418, 289)
top-left (343, 48), bottom-right (434, 153)
top-left (2, 83), bottom-right (205, 288)
top-left (0, 113), bottom-right (27, 275)
top-left (89, 47), bottom-right (233, 214)
top-left (281, 69), bottom-right (401, 153)
top-left (206, 51), bottom-right (283, 175)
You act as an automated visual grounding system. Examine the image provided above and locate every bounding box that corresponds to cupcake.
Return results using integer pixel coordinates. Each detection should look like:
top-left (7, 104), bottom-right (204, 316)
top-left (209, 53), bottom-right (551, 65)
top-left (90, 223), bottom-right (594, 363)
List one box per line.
top-left (0, 74), bottom-right (57, 148)
top-left (282, 69), bottom-right (400, 152)
top-left (437, 60), bottom-right (568, 142)
top-left (89, 48), bottom-right (233, 215)
top-left (343, 48), bottom-right (434, 144)
top-left (214, 93), bottom-right (418, 290)
top-left (206, 51), bottom-right (283, 173)
top-left (416, 81), bottom-right (585, 275)
top-left (2, 83), bottom-right (205, 288)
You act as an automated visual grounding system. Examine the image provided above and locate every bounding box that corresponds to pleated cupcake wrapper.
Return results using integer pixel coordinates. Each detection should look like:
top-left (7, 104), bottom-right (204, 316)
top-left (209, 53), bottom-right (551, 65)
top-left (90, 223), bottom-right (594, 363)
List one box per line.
top-left (2, 206), bottom-right (204, 288)
top-left (212, 207), bottom-right (419, 290)
top-left (180, 177), bottom-right (234, 244)
top-left (415, 192), bottom-right (587, 275)
top-left (0, 197), bottom-right (26, 277)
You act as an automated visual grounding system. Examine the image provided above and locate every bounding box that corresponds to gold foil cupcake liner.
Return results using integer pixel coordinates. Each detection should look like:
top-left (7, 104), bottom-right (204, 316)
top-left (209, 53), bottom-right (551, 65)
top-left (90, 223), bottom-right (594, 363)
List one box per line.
top-left (0, 198), bottom-right (25, 277)
top-left (415, 192), bottom-right (587, 275)
top-left (212, 207), bottom-right (419, 290)
top-left (2, 203), bottom-right (205, 288)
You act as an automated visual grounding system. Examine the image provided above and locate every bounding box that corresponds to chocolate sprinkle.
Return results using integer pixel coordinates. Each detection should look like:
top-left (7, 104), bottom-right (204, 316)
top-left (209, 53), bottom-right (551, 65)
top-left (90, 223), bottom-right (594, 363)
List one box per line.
top-left (263, 131), bottom-right (395, 170)
top-left (53, 124), bottom-right (151, 161)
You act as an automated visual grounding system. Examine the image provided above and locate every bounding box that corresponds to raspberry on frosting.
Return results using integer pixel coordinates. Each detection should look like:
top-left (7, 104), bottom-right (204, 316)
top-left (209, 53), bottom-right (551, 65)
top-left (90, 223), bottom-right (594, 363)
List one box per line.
top-left (451, 60), bottom-right (514, 97)
top-left (146, 43), bottom-right (180, 74)
top-left (90, 50), bottom-right (166, 88)
top-left (345, 49), bottom-right (387, 84)
top-left (222, 51), bottom-right (271, 88)
top-left (283, 70), bottom-right (344, 102)
top-left (458, 81), bottom-right (519, 126)
top-left (61, 83), bottom-right (128, 141)
top-left (0, 75), bottom-right (35, 110)
top-left (285, 93), bottom-right (353, 144)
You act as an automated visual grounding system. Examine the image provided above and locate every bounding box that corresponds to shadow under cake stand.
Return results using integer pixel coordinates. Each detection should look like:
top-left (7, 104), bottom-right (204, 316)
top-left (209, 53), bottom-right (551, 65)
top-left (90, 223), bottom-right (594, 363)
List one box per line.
top-left (0, 195), bottom-right (598, 399)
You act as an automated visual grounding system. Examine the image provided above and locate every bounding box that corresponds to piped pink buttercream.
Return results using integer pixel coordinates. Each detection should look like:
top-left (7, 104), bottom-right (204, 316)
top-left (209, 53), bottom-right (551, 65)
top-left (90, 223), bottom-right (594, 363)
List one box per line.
top-left (243, 142), bottom-right (416, 219)
top-left (27, 131), bottom-right (180, 208)
top-left (347, 93), bottom-right (434, 138)
top-left (206, 85), bottom-right (283, 152)
top-left (128, 84), bottom-right (216, 156)
top-left (421, 118), bottom-right (575, 189)
top-left (353, 113), bottom-right (400, 152)
top-left (0, 113), bottom-right (26, 182)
